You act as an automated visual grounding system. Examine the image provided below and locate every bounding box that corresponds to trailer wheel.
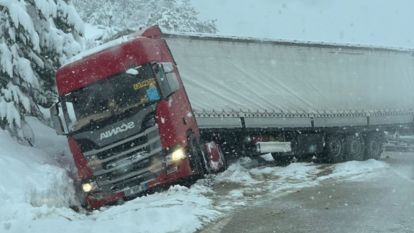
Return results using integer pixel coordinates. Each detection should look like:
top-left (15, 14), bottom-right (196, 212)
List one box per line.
top-left (324, 135), bottom-right (345, 163)
top-left (345, 134), bottom-right (365, 161)
top-left (188, 134), bottom-right (206, 177)
top-left (365, 134), bottom-right (383, 160)
top-left (271, 153), bottom-right (294, 166)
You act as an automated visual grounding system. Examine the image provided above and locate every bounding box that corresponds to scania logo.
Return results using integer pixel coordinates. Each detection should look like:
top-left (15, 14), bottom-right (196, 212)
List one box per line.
top-left (100, 122), bottom-right (135, 140)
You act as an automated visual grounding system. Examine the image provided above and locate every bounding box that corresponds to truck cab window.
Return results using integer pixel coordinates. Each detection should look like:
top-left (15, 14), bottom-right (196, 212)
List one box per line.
top-left (63, 64), bottom-right (161, 132)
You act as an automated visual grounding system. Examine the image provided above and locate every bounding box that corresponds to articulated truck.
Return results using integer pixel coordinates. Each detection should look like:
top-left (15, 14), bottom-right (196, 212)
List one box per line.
top-left (50, 26), bottom-right (414, 209)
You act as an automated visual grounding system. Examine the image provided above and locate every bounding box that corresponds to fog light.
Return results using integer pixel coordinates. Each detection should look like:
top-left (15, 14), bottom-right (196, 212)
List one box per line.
top-left (82, 183), bottom-right (94, 193)
top-left (171, 147), bottom-right (186, 161)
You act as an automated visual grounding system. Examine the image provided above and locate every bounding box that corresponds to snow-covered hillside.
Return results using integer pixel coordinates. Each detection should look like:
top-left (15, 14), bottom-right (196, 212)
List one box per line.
top-left (0, 120), bottom-right (391, 233)
top-left (73, 0), bottom-right (216, 40)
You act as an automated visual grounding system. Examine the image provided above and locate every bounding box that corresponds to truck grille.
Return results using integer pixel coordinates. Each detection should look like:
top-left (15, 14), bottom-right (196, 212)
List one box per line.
top-left (96, 136), bottom-right (148, 161)
top-left (83, 125), bottom-right (163, 193)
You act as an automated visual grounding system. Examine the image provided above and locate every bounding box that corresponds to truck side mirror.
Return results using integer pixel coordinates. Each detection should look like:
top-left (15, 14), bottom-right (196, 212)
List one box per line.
top-left (155, 63), bottom-right (180, 98)
top-left (50, 102), bottom-right (68, 135)
top-left (165, 72), bottom-right (180, 93)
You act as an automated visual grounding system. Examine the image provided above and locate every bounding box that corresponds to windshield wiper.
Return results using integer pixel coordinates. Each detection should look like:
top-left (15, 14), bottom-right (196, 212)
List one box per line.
top-left (72, 110), bottom-right (113, 131)
top-left (71, 101), bottom-right (153, 132)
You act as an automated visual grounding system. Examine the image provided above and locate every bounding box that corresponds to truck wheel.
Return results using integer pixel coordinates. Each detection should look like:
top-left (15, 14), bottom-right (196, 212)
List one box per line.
top-left (271, 153), bottom-right (293, 166)
top-left (188, 135), bottom-right (206, 177)
top-left (324, 135), bottom-right (345, 163)
top-left (365, 134), bottom-right (383, 160)
top-left (214, 146), bottom-right (228, 173)
top-left (345, 134), bottom-right (365, 161)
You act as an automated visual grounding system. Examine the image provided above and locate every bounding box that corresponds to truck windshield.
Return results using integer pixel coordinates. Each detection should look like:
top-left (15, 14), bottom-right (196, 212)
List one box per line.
top-left (64, 64), bottom-right (161, 131)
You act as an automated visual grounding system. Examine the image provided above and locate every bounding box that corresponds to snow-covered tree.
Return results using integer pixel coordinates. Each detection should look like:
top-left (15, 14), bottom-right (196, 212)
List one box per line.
top-left (73, 0), bottom-right (217, 34)
top-left (0, 0), bottom-right (84, 138)
top-left (146, 0), bottom-right (216, 33)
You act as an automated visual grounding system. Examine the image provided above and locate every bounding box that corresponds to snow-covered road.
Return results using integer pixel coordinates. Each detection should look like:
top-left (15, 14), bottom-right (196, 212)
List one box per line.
top-left (0, 120), bottom-right (395, 233)
top-left (200, 151), bottom-right (414, 233)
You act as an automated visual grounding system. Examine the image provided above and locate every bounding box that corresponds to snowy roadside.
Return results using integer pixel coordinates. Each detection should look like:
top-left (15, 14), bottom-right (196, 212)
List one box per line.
top-left (0, 119), bottom-right (390, 233)
top-left (209, 156), bottom-right (389, 212)
top-left (0, 120), bottom-right (220, 233)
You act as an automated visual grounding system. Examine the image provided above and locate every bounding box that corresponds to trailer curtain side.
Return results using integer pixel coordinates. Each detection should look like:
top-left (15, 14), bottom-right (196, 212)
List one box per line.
top-left (165, 35), bottom-right (414, 128)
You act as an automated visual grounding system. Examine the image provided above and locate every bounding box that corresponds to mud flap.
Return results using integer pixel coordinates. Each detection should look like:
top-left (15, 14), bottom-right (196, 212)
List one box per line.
top-left (203, 141), bottom-right (227, 173)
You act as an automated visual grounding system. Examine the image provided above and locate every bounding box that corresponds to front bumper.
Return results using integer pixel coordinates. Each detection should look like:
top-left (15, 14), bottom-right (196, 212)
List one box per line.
top-left (85, 158), bottom-right (193, 209)
top-left (79, 124), bottom-right (198, 209)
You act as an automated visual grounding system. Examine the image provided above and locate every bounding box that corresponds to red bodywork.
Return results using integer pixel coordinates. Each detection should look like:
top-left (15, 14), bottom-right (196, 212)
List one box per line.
top-left (56, 26), bottom-right (200, 208)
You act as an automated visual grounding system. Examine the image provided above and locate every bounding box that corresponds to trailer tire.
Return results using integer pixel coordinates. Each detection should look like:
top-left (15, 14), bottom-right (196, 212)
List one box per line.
top-left (324, 135), bottom-right (345, 163)
top-left (365, 134), bottom-right (383, 160)
top-left (271, 153), bottom-right (294, 166)
top-left (188, 134), bottom-right (206, 177)
top-left (345, 134), bottom-right (365, 161)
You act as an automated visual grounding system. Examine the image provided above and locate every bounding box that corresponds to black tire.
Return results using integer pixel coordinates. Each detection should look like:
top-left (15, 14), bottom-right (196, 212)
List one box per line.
top-left (344, 134), bottom-right (365, 161)
top-left (187, 134), bottom-right (206, 177)
top-left (365, 133), bottom-right (384, 160)
top-left (323, 135), bottom-right (345, 163)
top-left (271, 153), bottom-right (294, 166)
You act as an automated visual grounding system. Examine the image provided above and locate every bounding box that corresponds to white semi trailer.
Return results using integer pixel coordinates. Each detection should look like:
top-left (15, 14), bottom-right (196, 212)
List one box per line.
top-left (165, 33), bottom-right (414, 162)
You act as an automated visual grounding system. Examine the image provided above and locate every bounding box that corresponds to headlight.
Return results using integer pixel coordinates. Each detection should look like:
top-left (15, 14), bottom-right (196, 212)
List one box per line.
top-left (82, 182), bottom-right (97, 193)
top-left (166, 147), bottom-right (187, 163)
top-left (171, 147), bottom-right (186, 161)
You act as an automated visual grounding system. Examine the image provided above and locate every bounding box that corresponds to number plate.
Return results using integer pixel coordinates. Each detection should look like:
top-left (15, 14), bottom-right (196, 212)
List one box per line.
top-left (124, 183), bottom-right (147, 196)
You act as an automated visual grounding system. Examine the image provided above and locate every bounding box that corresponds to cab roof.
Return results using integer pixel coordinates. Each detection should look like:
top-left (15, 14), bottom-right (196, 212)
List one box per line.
top-left (56, 26), bottom-right (173, 95)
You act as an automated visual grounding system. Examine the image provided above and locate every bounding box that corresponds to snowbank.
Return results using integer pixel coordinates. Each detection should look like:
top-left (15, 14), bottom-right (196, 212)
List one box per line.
top-left (2, 185), bottom-right (219, 233)
top-left (0, 127), bottom-right (77, 231)
top-left (325, 159), bottom-right (389, 181)
top-left (212, 156), bottom-right (389, 210)
top-left (0, 120), bottom-right (220, 233)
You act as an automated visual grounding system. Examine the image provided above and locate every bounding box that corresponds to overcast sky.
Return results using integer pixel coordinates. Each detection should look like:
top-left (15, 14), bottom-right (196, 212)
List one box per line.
top-left (192, 0), bottom-right (414, 49)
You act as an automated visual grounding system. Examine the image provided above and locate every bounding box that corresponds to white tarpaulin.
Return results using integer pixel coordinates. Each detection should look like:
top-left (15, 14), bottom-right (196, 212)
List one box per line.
top-left (165, 34), bottom-right (414, 128)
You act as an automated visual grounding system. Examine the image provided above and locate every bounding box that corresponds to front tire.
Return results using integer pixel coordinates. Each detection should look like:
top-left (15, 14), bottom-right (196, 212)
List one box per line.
top-left (187, 134), bottom-right (206, 177)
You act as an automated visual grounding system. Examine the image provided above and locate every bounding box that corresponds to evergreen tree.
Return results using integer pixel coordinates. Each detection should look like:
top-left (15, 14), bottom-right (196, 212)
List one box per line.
top-left (73, 0), bottom-right (217, 34)
top-left (0, 0), bottom-right (84, 138)
top-left (146, 0), bottom-right (216, 33)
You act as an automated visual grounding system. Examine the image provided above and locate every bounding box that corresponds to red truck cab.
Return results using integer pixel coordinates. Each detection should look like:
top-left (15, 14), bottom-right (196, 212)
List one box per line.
top-left (50, 26), bottom-right (225, 209)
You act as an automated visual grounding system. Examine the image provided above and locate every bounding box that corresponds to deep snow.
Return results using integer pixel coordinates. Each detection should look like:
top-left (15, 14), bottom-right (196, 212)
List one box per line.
top-left (0, 119), bottom-right (392, 233)
top-left (0, 120), bottom-right (220, 233)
